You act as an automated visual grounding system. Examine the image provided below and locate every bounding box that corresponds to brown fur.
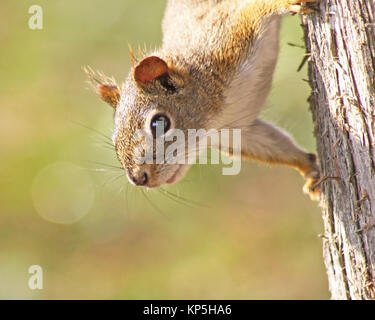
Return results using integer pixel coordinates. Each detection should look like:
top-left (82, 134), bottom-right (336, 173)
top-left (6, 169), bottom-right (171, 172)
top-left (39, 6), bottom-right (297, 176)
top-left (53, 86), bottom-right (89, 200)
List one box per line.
top-left (86, 0), bottom-right (321, 200)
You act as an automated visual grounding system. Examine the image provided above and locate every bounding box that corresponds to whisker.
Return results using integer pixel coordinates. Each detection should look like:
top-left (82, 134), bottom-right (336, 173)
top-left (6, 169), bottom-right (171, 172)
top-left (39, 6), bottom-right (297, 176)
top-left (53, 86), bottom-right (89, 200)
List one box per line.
top-left (142, 189), bottom-right (167, 218)
top-left (99, 145), bottom-right (117, 152)
top-left (101, 173), bottom-right (126, 187)
top-left (159, 187), bottom-right (209, 208)
top-left (156, 188), bottom-right (192, 208)
top-left (81, 167), bottom-right (123, 173)
top-left (99, 140), bottom-right (116, 149)
top-left (71, 121), bottom-right (113, 142)
top-left (124, 182), bottom-right (131, 216)
top-left (85, 160), bottom-right (124, 170)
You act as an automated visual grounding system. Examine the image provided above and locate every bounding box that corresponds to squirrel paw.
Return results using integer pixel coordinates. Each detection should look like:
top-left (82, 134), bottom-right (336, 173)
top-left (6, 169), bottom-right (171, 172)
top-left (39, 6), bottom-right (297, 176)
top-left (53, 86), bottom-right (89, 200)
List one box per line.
top-left (288, 0), bottom-right (319, 14)
top-left (301, 153), bottom-right (321, 201)
top-left (303, 170), bottom-right (321, 201)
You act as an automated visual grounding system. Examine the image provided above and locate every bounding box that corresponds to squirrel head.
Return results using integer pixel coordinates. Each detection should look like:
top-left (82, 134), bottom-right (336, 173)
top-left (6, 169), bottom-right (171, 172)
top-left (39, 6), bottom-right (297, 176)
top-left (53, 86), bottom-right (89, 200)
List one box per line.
top-left (86, 55), bottom-right (211, 188)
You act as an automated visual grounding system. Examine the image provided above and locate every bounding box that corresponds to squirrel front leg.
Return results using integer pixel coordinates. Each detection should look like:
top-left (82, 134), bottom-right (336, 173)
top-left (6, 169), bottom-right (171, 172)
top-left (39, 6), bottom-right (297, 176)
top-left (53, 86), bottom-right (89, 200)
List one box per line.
top-left (240, 119), bottom-right (321, 200)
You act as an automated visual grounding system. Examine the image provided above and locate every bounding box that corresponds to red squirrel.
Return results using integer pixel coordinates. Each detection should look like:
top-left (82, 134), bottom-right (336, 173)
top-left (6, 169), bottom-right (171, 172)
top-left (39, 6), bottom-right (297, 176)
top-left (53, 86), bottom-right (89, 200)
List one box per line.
top-left (86, 0), bottom-right (321, 200)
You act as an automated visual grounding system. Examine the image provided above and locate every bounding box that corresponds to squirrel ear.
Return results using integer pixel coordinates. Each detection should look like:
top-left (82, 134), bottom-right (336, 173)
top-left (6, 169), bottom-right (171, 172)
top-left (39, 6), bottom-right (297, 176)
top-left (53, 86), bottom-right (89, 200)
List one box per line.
top-left (84, 67), bottom-right (121, 108)
top-left (134, 56), bottom-right (169, 84)
top-left (97, 84), bottom-right (121, 108)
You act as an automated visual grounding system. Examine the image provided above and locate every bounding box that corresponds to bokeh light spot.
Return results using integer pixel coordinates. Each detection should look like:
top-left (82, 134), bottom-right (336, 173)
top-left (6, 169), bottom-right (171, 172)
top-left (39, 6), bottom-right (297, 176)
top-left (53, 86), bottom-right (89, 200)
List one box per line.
top-left (32, 162), bottom-right (94, 224)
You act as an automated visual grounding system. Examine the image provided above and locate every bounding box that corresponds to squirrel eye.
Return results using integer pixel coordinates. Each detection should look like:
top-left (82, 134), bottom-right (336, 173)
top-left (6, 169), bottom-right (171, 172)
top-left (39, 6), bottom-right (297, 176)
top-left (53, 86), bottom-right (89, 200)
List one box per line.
top-left (150, 114), bottom-right (171, 138)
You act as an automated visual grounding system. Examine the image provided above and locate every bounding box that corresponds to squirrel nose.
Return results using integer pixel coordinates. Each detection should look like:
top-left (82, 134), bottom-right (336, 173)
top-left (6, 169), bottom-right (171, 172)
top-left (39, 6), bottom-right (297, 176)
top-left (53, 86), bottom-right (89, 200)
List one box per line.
top-left (127, 170), bottom-right (149, 186)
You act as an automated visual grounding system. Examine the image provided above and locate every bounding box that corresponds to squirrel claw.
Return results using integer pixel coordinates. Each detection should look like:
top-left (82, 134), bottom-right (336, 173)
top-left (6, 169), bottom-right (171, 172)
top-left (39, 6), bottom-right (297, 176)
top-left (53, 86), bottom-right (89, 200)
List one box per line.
top-left (302, 165), bottom-right (321, 201)
top-left (303, 172), bottom-right (321, 202)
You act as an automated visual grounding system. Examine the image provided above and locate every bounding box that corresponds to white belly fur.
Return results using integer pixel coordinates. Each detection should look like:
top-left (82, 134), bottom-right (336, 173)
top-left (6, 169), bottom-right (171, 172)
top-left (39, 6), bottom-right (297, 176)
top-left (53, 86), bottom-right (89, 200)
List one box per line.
top-left (212, 16), bottom-right (281, 130)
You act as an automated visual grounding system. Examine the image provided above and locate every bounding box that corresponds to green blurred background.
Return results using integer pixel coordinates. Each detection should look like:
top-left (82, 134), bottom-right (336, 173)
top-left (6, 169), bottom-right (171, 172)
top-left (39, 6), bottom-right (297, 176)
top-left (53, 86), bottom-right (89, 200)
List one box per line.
top-left (0, 0), bottom-right (329, 299)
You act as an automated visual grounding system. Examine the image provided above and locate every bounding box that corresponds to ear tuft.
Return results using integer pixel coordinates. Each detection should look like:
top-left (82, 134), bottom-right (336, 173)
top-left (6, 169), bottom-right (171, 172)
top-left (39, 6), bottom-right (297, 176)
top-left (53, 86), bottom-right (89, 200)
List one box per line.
top-left (97, 84), bottom-right (121, 108)
top-left (134, 56), bottom-right (169, 84)
top-left (84, 66), bottom-right (121, 108)
top-left (128, 44), bottom-right (138, 67)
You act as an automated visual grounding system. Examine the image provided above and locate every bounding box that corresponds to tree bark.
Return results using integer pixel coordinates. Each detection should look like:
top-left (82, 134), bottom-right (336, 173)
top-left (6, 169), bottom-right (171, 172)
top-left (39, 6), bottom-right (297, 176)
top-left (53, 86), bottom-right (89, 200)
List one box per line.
top-left (303, 0), bottom-right (375, 299)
